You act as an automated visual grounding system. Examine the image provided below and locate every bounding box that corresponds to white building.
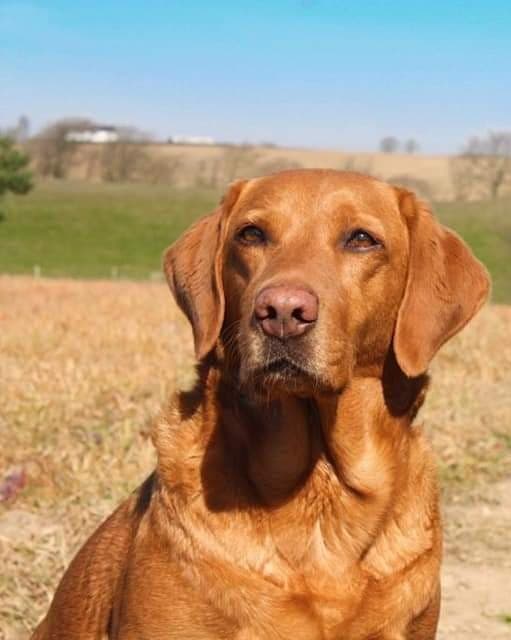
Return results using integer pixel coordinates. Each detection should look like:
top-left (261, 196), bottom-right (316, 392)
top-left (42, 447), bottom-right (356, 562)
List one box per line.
top-left (169, 135), bottom-right (215, 145)
top-left (66, 126), bottom-right (119, 144)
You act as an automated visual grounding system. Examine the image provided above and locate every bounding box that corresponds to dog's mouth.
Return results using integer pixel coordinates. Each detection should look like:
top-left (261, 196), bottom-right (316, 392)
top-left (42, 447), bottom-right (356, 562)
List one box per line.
top-left (263, 358), bottom-right (312, 378)
top-left (245, 353), bottom-right (321, 395)
top-left (238, 332), bottom-right (334, 396)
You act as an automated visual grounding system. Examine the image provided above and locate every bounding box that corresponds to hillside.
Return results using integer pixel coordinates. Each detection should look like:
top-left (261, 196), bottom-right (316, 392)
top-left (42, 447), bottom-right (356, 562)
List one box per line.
top-left (62, 143), bottom-right (454, 199)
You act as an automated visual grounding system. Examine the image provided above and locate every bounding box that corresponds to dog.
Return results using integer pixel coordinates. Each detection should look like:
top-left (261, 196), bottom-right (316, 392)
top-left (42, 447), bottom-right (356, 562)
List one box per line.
top-left (32, 170), bottom-right (490, 639)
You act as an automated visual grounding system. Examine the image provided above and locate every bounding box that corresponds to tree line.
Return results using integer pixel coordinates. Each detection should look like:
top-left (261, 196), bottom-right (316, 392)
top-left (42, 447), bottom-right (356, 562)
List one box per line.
top-left (1, 116), bottom-right (511, 201)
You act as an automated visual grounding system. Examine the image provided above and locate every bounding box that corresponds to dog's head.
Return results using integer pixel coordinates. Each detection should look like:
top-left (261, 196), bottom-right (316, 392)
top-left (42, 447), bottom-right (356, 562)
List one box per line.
top-left (164, 170), bottom-right (490, 397)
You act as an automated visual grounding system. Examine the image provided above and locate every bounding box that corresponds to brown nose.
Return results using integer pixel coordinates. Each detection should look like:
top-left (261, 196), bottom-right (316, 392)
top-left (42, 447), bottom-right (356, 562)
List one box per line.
top-left (254, 286), bottom-right (318, 339)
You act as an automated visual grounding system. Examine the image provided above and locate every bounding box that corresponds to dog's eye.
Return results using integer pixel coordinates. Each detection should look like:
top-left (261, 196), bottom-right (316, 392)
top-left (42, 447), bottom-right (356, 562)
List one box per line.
top-left (237, 225), bottom-right (266, 245)
top-left (344, 229), bottom-right (380, 251)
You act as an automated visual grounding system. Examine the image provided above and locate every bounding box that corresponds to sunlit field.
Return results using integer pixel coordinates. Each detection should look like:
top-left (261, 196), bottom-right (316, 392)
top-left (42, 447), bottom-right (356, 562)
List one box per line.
top-left (0, 276), bottom-right (510, 638)
top-left (0, 182), bottom-right (218, 280)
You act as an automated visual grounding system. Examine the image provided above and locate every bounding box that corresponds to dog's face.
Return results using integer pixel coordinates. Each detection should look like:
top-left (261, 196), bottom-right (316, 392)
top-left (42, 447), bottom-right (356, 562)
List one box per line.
top-left (165, 170), bottom-right (489, 398)
top-left (221, 172), bottom-right (409, 395)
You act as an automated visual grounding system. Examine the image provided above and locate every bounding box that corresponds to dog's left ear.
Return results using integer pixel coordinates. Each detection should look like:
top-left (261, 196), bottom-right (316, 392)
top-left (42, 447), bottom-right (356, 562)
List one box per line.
top-left (163, 180), bottom-right (247, 360)
top-left (393, 189), bottom-right (491, 378)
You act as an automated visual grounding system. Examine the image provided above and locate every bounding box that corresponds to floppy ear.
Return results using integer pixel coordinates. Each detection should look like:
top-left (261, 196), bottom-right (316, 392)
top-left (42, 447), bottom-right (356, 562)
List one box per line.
top-left (163, 180), bottom-right (247, 360)
top-left (393, 190), bottom-right (491, 378)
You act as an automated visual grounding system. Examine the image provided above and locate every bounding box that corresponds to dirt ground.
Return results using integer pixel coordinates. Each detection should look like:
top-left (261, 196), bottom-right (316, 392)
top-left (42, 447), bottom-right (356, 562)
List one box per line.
top-left (0, 276), bottom-right (510, 639)
top-left (439, 479), bottom-right (511, 639)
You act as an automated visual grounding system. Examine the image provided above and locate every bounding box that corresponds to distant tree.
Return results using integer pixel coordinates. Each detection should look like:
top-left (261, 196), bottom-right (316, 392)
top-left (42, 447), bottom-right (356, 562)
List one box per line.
top-left (221, 145), bottom-right (260, 183)
top-left (32, 118), bottom-right (95, 178)
top-left (1, 116), bottom-right (31, 142)
top-left (0, 137), bottom-right (33, 217)
top-left (389, 174), bottom-right (433, 200)
top-left (196, 145), bottom-right (260, 188)
top-left (449, 155), bottom-right (475, 201)
top-left (404, 139), bottom-right (419, 154)
top-left (99, 126), bottom-right (156, 182)
top-left (451, 131), bottom-right (511, 200)
top-left (101, 142), bottom-right (149, 182)
top-left (99, 128), bottom-right (152, 182)
top-left (257, 157), bottom-right (303, 175)
top-left (339, 155), bottom-right (374, 176)
top-left (14, 115), bottom-right (30, 142)
top-left (144, 154), bottom-right (183, 184)
top-left (379, 136), bottom-right (399, 153)
top-left (115, 126), bottom-right (152, 143)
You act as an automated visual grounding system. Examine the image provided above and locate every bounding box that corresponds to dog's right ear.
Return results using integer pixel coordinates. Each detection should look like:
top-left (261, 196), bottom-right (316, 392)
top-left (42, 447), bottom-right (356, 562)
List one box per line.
top-left (163, 180), bottom-right (247, 361)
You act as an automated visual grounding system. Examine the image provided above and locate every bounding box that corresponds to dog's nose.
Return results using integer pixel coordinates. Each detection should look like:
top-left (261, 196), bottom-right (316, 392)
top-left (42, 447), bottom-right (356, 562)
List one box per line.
top-left (254, 286), bottom-right (318, 339)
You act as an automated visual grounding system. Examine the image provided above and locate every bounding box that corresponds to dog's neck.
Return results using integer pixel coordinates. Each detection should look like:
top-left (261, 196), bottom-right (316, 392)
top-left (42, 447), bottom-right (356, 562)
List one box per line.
top-left (228, 379), bottom-right (418, 505)
top-left (152, 361), bottom-right (436, 577)
top-left (157, 359), bottom-right (428, 510)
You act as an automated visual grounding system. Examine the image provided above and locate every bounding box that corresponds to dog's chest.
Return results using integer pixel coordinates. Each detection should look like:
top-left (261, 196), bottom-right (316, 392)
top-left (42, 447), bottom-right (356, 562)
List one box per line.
top-left (115, 447), bottom-right (439, 639)
top-left (116, 490), bottom-right (434, 640)
top-left (118, 524), bottom-right (424, 640)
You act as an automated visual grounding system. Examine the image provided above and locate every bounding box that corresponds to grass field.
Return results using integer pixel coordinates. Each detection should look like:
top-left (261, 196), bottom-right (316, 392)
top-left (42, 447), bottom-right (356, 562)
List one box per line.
top-left (0, 182), bottom-right (218, 280)
top-left (0, 276), bottom-right (510, 638)
top-left (438, 198), bottom-right (511, 305)
top-left (1, 180), bottom-right (510, 301)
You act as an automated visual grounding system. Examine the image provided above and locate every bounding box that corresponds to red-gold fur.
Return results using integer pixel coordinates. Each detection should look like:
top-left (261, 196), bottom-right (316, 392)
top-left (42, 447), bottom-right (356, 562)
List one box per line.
top-left (32, 170), bottom-right (490, 639)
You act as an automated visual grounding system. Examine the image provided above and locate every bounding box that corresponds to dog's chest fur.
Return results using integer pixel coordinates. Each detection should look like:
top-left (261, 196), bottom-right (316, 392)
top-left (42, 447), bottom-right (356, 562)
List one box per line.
top-left (116, 434), bottom-right (440, 640)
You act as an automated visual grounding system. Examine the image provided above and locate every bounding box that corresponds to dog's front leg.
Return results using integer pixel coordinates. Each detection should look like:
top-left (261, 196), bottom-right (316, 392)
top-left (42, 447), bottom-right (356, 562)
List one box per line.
top-left (30, 495), bottom-right (137, 640)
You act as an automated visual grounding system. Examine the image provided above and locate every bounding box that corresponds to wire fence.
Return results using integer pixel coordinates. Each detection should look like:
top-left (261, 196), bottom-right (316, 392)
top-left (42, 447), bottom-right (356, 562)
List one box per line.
top-left (29, 265), bottom-right (165, 281)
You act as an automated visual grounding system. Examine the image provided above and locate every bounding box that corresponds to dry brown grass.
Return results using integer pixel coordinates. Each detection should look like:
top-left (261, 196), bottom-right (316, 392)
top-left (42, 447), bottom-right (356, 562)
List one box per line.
top-left (0, 276), bottom-right (510, 638)
top-left (68, 143), bottom-right (456, 199)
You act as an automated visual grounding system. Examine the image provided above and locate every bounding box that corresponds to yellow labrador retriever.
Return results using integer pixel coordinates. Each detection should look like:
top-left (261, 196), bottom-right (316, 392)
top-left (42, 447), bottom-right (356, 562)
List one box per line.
top-left (33, 170), bottom-right (490, 639)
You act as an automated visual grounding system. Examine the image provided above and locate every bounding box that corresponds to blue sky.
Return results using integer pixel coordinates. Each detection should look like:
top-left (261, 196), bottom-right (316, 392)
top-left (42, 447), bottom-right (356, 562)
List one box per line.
top-left (1, 1), bottom-right (510, 152)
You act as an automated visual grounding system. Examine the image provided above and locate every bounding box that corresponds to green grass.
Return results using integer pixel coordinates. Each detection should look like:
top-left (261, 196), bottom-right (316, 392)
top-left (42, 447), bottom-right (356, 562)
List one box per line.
top-left (436, 198), bottom-right (511, 304)
top-left (0, 181), bottom-right (219, 280)
top-left (1, 181), bottom-right (510, 302)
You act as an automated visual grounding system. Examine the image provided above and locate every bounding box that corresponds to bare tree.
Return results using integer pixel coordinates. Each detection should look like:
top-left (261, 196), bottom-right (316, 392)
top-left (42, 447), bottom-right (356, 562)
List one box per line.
top-left (195, 159), bottom-right (220, 189)
top-left (31, 118), bottom-right (94, 178)
top-left (115, 126), bottom-right (153, 143)
top-left (100, 128), bottom-right (154, 182)
top-left (451, 131), bottom-right (511, 200)
top-left (144, 154), bottom-right (183, 185)
top-left (389, 174), bottom-right (433, 200)
top-left (256, 157), bottom-right (303, 175)
top-left (1, 115), bottom-right (31, 142)
top-left (195, 145), bottom-right (260, 188)
top-left (339, 155), bottom-right (374, 176)
top-left (100, 142), bottom-right (148, 182)
top-left (449, 155), bottom-right (476, 201)
top-left (221, 145), bottom-right (260, 183)
top-left (379, 136), bottom-right (399, 153)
